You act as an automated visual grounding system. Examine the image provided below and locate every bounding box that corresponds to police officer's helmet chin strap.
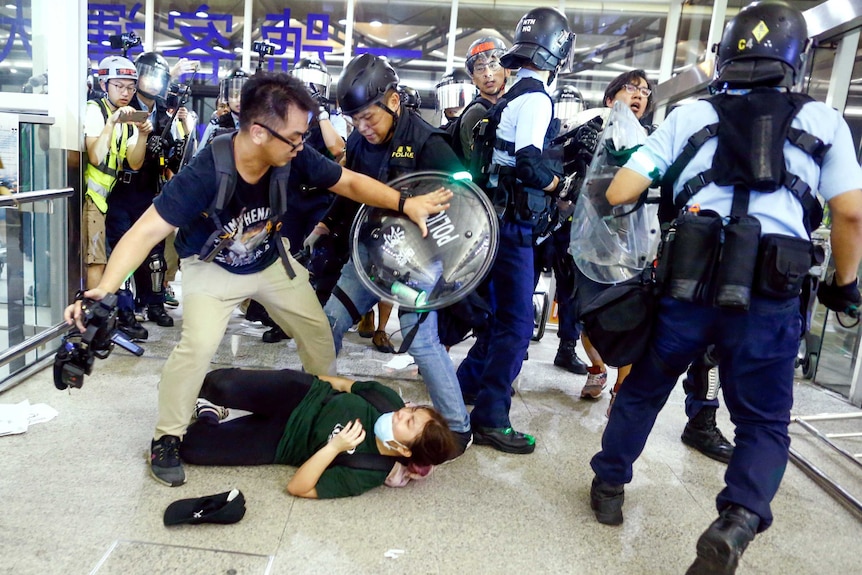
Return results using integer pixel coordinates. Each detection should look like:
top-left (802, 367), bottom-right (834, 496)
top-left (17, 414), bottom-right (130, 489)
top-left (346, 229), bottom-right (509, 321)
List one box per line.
top-left (375, 100), bottom-right (399, 143)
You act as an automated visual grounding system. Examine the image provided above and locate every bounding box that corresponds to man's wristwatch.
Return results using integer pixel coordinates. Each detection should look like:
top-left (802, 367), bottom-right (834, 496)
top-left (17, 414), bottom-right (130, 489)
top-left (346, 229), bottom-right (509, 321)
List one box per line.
top-left (318, 108), bottom-right (330, 122)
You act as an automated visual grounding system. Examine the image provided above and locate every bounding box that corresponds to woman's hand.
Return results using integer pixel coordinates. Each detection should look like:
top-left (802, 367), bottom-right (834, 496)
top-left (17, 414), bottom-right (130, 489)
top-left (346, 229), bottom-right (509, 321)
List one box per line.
top-left (330, 419), bottom-right (366, 453)
top-left (403, 187), bottom-right (452, 237)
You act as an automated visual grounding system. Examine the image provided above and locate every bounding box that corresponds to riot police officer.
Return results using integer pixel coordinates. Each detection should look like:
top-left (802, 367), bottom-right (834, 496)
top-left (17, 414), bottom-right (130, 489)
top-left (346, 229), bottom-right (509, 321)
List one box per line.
top-left (588, 3), bottom-right (862, 573)
top-left (458, 8), bottom-right (575, 454)
top-left (314, 53), bottom-right (473, 455)
top-left (198, 68), bottom-right (249, 150)
top-left (435, 69), bottom-right (476, 126)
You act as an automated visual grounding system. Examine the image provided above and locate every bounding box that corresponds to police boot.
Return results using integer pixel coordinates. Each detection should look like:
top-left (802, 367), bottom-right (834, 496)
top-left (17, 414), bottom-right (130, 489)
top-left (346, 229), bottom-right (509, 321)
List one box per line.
top-left (686, 505), bottom-right (759, 575)
top-left (553, 339), bottom-right (588, 375)
top-left (147, 303), bottom-right (175, 327)
top-left (681, 406), bottom-right (734, 464)
top-left (117, 308), bottom-right (148, 341)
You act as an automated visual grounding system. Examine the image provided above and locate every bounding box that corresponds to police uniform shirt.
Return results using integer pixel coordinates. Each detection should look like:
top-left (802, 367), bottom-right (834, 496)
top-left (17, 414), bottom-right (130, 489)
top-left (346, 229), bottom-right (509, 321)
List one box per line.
top-left (626, 96), bottom-right (862, 238)
top-left (491, 69), bottom-right (553, 169)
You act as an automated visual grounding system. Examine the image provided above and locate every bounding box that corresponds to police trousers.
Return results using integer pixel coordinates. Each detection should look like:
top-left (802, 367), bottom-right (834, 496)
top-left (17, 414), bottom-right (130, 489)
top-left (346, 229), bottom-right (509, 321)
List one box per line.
top-left (590, 294), bottom-right (801, 531)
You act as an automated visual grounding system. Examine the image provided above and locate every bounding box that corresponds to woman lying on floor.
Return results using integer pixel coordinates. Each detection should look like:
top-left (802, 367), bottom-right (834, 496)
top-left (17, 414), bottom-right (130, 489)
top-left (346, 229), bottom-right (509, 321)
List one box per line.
top-left (179, 367), bottom-right (459, 499)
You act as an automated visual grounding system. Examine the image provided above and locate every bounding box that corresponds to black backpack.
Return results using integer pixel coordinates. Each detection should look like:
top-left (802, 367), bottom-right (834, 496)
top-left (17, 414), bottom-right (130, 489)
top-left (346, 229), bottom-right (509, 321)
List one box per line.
top-left (444, 97), bottom-right (491, 163)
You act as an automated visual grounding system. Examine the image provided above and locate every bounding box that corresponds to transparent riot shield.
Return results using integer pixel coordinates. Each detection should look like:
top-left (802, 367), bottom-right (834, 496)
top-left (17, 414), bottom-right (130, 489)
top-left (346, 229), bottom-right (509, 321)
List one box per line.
top-left (569, 100), bottom-right (660, 284)
top-left (351, 171), bottom-right (499, 311)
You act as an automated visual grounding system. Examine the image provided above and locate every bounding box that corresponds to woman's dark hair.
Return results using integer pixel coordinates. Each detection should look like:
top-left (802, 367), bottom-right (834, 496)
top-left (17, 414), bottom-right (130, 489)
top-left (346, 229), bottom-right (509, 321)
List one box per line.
top-left (408, 407), bottom-right (460, 466)
top-left (603, 69), bottom-right (653, 113)
top-left (239, 72), bottom-right (317, 130)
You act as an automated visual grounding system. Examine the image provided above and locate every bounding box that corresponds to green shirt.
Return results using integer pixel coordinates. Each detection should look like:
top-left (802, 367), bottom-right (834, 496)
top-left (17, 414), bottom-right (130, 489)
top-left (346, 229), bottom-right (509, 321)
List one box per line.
top-left (275, 378), bottom-right (405, 498)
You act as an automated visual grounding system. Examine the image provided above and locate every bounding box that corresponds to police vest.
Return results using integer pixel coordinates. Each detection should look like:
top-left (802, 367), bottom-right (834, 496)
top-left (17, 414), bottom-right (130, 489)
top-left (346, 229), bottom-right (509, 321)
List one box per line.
top-left (659, 89), bottom-right (827, 234)
top-left (84, 98), bottom-right (133, 213)
top-left (322, 108), bottom-right (442, 235)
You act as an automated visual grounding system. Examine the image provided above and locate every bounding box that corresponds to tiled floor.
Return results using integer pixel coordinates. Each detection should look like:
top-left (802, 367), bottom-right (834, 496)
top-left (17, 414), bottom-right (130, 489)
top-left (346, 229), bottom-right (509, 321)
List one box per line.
top-left (1, 291), bottom-right (861, 575)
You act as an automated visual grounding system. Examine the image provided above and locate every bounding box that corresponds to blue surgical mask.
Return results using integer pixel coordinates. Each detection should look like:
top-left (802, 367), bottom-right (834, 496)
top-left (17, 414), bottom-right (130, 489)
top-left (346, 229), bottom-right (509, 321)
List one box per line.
top-left (374, 411), bottom-right (407, 450)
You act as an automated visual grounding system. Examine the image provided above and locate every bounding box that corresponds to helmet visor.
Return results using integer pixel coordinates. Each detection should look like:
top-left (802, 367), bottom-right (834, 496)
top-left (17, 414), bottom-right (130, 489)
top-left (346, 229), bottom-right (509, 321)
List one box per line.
top-left (137, 64), bottom-right (168, 100)
top-left (435, 82), bottom-right (477, 110)
top-left (555, 98), bottom-right (584, 121)
top-left (293, 68), bottom-right (331, 98)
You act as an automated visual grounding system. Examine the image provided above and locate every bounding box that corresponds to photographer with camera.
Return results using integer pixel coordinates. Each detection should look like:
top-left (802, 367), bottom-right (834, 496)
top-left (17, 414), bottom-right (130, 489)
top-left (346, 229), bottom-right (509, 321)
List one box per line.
top-left (83, 56), bottom-right (152, 293)
top-left (65, 72), bottom-right (452, 488)
top-left (104, 51), bottom-right (182, 339)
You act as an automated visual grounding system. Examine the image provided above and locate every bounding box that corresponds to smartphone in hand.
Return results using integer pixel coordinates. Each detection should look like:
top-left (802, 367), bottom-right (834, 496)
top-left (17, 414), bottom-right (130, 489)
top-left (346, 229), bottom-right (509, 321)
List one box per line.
top-left (117, 110), bottom-right (149, 123)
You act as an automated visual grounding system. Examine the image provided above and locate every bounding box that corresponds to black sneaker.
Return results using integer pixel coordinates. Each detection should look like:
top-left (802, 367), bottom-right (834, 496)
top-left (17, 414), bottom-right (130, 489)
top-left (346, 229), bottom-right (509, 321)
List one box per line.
top-left (473, 426), bottom-right (535, 454)
top-left (686, 505), bottom-right (759, 575)
top-left (554, 339), bottom-right (588, 375)
top-left (117, 309), bottom-right (148, 340)
top-left (150, 435), bottom-right (185, 486)
top-left (147, 304), bottom-right (174, 327)
top-left (681, 406), bottom-right (734, 464)
top-left (590, 475), bottom-right (625, 525)
top-left (262, 325), bottom-right (290, 343)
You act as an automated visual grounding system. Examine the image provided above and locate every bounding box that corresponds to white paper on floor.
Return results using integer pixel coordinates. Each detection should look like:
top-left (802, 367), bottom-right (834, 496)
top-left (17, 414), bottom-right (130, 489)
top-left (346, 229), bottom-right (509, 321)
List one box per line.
top-left (383, 355), bottom-right (415, 370)
top-left (0, 400), bottom-right (58, 436)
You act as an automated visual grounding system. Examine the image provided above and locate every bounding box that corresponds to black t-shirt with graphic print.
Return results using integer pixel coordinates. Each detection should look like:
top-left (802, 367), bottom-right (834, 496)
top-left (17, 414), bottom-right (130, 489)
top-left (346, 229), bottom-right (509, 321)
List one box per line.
top-left (154, 140), bottom-right (342, 274)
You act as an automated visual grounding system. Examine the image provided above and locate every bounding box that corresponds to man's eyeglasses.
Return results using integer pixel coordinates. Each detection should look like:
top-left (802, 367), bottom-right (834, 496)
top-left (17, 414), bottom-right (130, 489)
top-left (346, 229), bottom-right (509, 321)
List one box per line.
top-left (108, 81), bottom-right (137, 95)
top-left (254, 122), bottom-right (310, 151)
top-left (473, 60), bottom-right (503, 74)
top-left (623, 83), bottom-right (652, 98)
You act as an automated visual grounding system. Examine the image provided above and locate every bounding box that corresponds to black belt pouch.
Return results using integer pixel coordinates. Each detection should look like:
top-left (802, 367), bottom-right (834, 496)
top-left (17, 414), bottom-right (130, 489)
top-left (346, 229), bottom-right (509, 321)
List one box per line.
top-left (715, 216), bottom-right (761, 309)
top-left (754, 234), bottom-right (812, 299)
top-left (668, 213), bottom-right (722, 303)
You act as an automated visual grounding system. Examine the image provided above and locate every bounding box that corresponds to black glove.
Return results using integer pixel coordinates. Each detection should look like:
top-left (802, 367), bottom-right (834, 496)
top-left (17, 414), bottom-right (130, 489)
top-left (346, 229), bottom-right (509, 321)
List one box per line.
top-left (552, 173), bottom-right (578, 201)
top-left (573, 117), bottom-right (603, 158)
top-left (818, 276), bottom-right (861, 316)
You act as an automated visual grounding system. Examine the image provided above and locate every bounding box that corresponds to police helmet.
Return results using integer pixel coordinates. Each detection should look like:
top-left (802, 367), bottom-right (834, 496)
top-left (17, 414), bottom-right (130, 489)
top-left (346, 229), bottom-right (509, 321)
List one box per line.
top-left (220, 68), bottom-right (250, 104)
top-left (134, 52), bottom-right (170, 102)
top-left (292, 56), bottom-right (331, 99)
top-left (500, 8), bottom-right (575, 76)
top-left (337, 53), bottom-right (399, 116)
top-left (552, 85), bottom-right (585, 120)
top-left (465, 37), bottom-right (507, 74)
top-left (713, 0), bottom-right (809, 88)
top-left (435, 69), bottom-right (477, 112)
top-left (398, 85), bottom-right (421, 110)
top-left (98, 55), bottom-right (138, 83)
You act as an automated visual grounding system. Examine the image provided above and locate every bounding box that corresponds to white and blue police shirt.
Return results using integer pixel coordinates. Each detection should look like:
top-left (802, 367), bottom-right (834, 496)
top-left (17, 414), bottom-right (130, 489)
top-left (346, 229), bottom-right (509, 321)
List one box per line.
top-left (489, 68), bottom-right (553, 188)
top-left (625, 93), bottom-right (862, 239)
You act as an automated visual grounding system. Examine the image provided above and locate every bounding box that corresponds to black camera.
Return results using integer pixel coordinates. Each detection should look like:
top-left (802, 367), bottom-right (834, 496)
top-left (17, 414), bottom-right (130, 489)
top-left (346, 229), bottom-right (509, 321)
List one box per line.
top-left (109, 31), bottom-right (142, 54)
top-left (253, 41), bottom-right (275, 56)
top-left (53, 293), bottom-right (144, 390)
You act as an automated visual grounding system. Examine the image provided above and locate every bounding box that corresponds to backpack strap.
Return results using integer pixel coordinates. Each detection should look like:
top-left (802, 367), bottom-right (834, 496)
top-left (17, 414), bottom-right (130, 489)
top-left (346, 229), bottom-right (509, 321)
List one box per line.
top-left (198, 134), bottom-right (236, 261)
top-left (658, 122), bottom-right (718, 223)
top-left (268, 162), bottom-right (296, 279)
top-left (330, 452), bottom-right (397, 472)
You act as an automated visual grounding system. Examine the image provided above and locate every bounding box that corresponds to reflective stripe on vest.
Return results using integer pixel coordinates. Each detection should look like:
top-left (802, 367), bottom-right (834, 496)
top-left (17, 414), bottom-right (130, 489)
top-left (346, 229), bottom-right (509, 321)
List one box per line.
top-left (84, 98), bottom-right (131, 213)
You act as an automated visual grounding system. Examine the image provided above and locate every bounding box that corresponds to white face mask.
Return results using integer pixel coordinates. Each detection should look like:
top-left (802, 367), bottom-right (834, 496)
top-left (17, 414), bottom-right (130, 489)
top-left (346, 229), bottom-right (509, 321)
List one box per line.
top-left (374, 412), bottom-right (407, 450)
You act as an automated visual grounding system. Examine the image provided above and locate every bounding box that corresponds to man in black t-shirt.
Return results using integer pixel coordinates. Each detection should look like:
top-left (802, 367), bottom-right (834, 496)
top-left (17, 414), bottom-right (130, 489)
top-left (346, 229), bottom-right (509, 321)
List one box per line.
top-left (65, 73), bottom-right (452, 488)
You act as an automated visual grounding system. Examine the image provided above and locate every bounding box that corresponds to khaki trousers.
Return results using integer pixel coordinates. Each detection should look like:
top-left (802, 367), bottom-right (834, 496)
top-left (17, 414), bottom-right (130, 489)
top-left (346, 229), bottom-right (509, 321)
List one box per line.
top-left (155, 253), bottom-right (336, 439)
